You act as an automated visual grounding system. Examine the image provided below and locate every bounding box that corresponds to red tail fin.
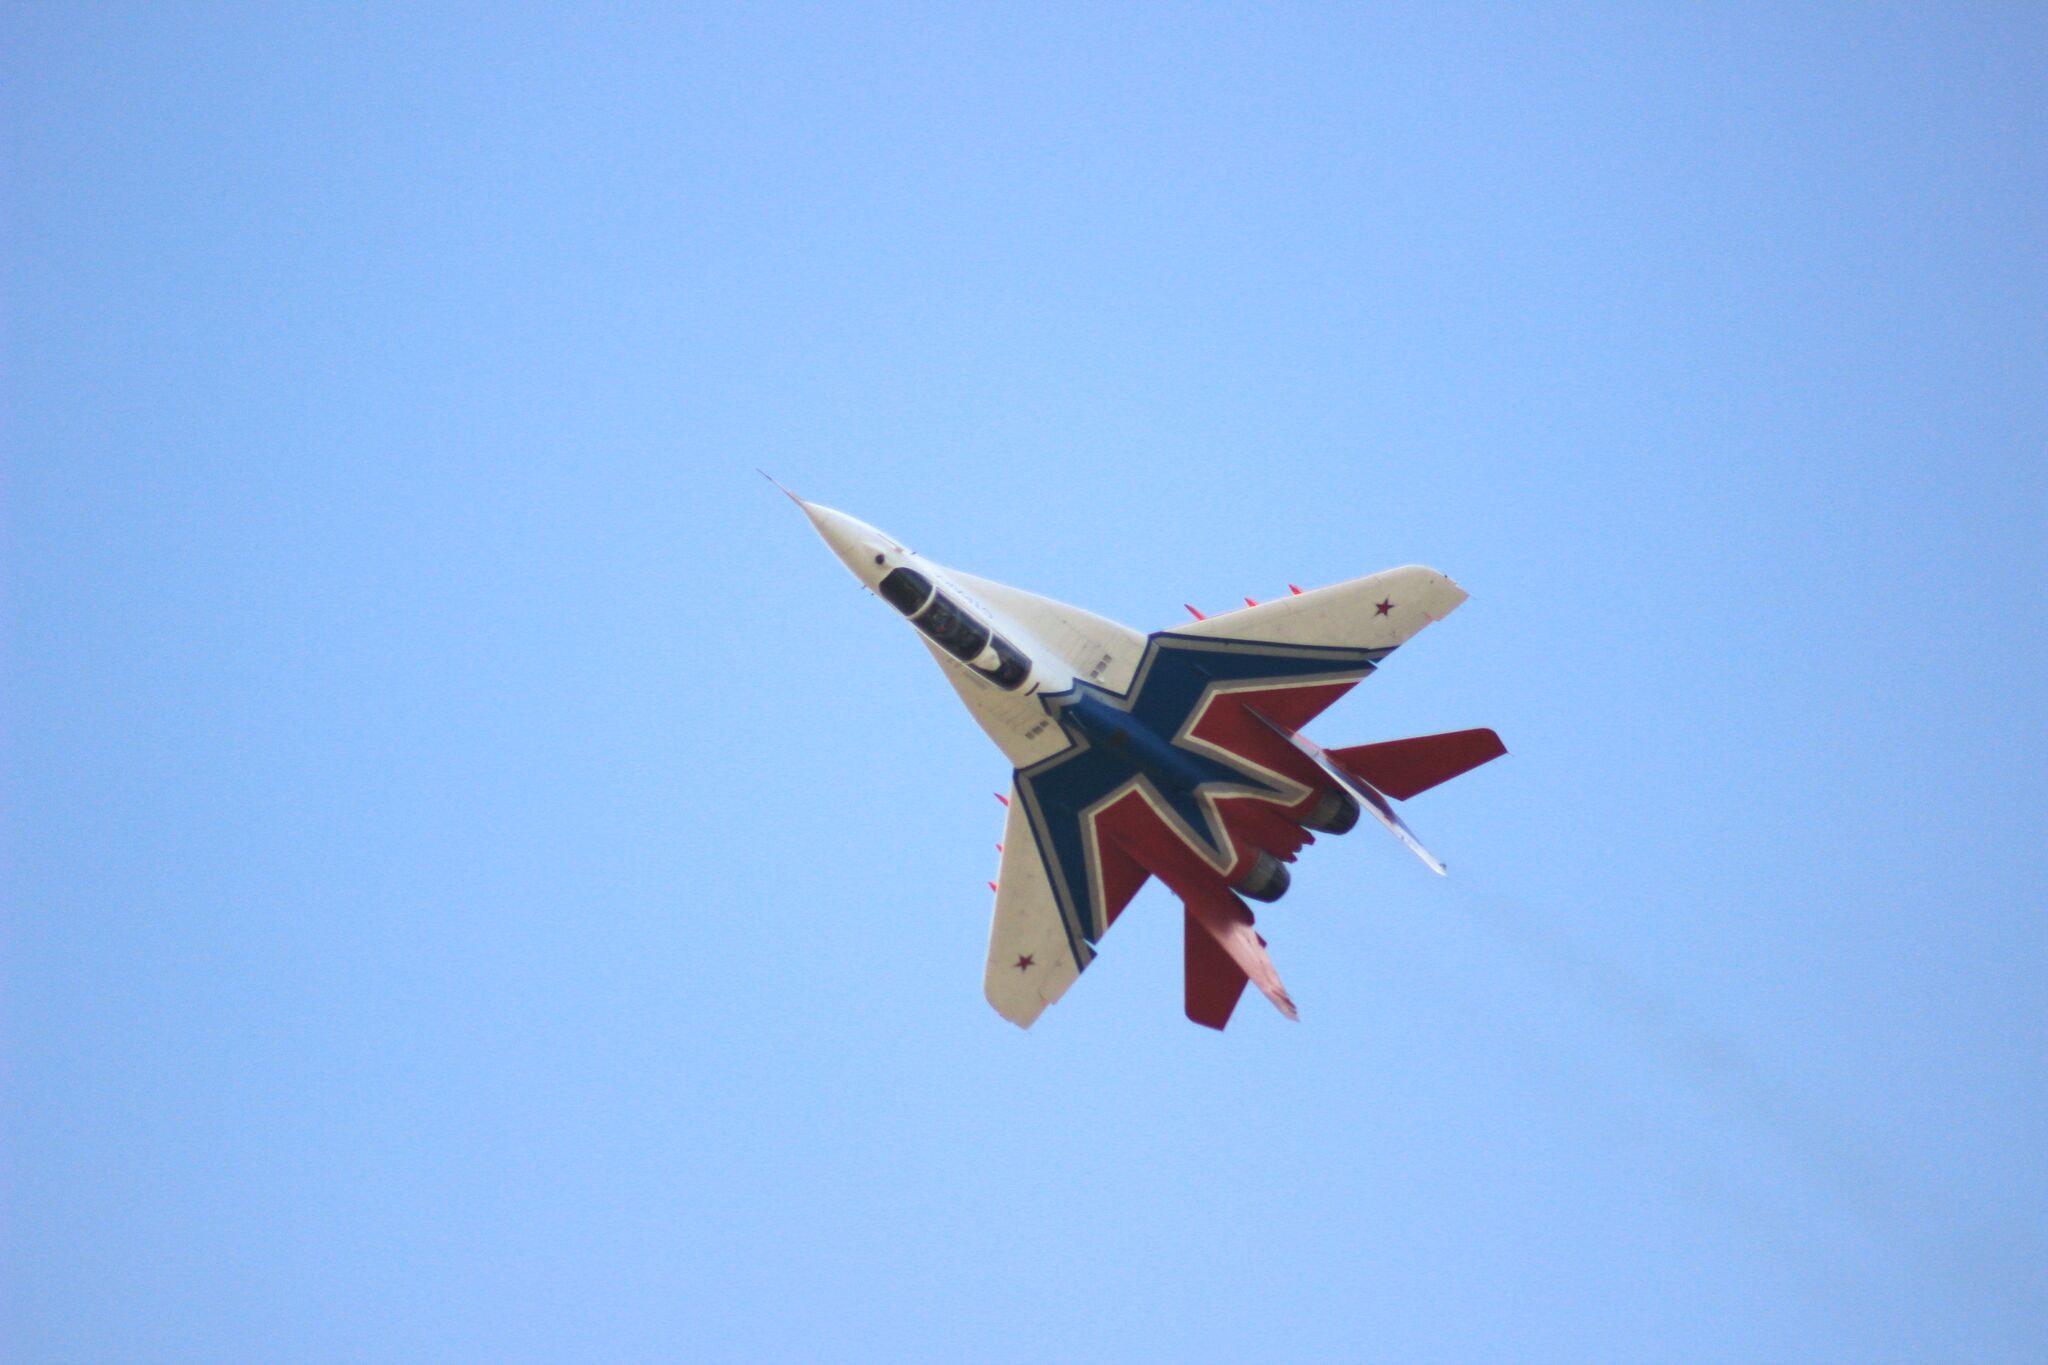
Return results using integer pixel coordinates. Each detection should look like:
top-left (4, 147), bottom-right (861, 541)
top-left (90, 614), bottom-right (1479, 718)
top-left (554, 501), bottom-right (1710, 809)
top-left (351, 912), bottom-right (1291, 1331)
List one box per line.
top-left (1184, 907), bottom-right (1250, 1030)
top-left (1182, 885), bottom-right (1297, 1026)
top-left (1329, 728), bottom-right (1507, 800)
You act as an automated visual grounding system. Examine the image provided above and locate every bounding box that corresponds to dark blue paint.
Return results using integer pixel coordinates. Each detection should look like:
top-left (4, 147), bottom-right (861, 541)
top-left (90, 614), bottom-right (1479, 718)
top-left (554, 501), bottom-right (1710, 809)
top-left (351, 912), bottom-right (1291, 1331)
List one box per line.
top-left (1014, 632), bottom-right (1392, 965)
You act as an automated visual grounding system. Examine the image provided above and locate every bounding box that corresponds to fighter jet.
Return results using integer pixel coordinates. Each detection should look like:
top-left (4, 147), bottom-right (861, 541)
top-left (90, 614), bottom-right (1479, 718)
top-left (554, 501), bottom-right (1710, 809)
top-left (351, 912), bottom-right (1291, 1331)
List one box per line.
top-left (783, 484), bottom-right (1505, 1030)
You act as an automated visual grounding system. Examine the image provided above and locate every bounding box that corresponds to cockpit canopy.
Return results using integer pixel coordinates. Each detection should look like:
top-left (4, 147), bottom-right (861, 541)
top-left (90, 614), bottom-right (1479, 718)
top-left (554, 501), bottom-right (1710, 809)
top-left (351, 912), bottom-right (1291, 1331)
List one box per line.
top-left (877, 567), bottom-right (932, 616)
top-left (878, 567), bottom-right (1031, 690)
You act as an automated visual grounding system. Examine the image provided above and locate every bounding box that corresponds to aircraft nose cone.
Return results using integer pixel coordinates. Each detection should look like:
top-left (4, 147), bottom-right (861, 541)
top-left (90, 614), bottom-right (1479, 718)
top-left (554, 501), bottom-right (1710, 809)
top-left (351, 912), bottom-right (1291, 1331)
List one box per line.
top-left (798, 501), bottom-right (895, 583)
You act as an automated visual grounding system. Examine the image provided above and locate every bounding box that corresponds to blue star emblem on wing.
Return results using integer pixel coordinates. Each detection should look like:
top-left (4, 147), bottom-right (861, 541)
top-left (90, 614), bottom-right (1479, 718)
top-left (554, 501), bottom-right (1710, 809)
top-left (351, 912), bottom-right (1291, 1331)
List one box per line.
top-left (1013, 632), bottom-right (1393, 963)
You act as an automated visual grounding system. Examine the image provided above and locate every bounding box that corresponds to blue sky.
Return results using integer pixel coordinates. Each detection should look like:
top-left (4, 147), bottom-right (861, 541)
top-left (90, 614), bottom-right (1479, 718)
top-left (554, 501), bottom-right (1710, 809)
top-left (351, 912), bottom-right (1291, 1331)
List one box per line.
top-left (7, 5), bottom-right (2043, 1361)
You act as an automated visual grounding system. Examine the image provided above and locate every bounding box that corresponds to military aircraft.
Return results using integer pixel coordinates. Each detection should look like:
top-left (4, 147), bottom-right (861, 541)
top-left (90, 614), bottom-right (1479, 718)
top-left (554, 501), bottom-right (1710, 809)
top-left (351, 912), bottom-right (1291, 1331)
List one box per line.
top-left (781, 482), bottom-right (1504, 1030)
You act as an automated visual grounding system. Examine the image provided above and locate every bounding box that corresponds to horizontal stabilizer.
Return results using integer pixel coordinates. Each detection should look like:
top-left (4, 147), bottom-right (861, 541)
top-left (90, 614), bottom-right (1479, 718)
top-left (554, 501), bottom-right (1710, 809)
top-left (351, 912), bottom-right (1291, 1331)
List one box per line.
top-left (1182, 884), bottom-right (1297, 1024)
top-left (1329, 729), bottom-right (1507, 801)
top-left (1246, 710), bottom-right (1501, 876)
top-left (1184, 907), bottom-right (1250, 1030)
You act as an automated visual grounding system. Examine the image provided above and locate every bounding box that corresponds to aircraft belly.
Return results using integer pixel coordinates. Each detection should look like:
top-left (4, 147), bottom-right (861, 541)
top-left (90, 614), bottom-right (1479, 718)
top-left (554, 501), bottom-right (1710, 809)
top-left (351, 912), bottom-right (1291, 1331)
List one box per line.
top-left (786, 490), bottom-right (1501, 1030)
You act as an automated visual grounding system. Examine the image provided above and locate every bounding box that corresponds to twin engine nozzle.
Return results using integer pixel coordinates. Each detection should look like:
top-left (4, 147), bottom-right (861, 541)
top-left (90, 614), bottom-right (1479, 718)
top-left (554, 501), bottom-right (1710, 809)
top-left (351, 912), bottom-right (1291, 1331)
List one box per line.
top-left (1233, 786), bottom-right (1360, 901)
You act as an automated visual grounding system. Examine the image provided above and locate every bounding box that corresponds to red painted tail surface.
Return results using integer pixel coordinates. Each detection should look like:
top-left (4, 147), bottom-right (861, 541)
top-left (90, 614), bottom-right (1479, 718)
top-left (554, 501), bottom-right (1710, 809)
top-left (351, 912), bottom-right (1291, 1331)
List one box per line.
top-left (1328, 728), bottom-right (1506, 801)
top-left (1182, 884), bottom-right (1297, 1028)
top-left (1184, 907), bottom-right (1249, 1030)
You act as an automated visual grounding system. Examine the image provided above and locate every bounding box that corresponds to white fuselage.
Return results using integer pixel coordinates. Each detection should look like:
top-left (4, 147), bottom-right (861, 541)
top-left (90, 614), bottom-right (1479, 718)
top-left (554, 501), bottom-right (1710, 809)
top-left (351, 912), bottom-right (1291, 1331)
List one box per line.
top-left (797, 500), bottom-right (1152, 766)
top-left (788, 488), bottom-right (1498, 1028)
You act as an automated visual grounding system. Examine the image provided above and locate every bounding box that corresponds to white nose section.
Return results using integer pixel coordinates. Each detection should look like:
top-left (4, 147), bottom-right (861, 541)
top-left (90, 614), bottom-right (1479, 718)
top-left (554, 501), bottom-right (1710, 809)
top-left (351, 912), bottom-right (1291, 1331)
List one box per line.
top-left (799, 501), bottom-right (895, 585)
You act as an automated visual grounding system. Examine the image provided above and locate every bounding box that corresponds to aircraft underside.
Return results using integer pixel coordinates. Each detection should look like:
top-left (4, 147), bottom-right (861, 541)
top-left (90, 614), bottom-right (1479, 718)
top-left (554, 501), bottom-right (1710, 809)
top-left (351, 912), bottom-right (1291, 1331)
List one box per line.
top-left (782, 484), bottom-right (1503, 1031)
top-left (1006, 629), bottom-right (1499, 1029)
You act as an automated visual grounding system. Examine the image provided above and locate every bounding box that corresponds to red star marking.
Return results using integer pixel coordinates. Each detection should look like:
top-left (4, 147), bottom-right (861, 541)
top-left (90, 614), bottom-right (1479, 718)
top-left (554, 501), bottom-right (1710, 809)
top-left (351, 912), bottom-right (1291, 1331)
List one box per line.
top-left (1013, 954), bottom-right (1035, 971)
top-left (1374, 598), bottom-right (1394, 616)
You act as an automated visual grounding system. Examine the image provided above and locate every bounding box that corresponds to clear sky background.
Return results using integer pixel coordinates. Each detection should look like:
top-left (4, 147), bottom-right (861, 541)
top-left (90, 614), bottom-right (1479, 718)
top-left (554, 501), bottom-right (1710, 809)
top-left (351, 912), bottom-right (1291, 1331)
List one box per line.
top-left (6, 5), bottom-right (2044, 1362)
